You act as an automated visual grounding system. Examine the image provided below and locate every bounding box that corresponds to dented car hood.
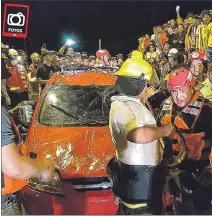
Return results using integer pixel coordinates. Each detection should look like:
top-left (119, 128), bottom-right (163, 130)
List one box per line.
top-left (26, 125), bottom-right (115, 179)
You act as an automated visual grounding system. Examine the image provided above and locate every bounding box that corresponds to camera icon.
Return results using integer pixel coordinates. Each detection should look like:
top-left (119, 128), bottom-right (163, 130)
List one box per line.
top-left (7, 12), bottom-right (25, 26)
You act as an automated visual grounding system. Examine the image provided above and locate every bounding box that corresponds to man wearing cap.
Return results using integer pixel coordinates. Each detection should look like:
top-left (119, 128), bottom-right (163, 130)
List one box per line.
top-left (159, 67), bottom-right (212, 214)
top-left (36, 50), bottom-right (57, 83)
top-left (108, 50), bottom-right (174, 214)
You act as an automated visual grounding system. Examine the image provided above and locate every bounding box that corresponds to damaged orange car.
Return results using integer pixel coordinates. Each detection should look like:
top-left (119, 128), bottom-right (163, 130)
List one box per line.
top-left (22, 69), bottom-right (118, 215)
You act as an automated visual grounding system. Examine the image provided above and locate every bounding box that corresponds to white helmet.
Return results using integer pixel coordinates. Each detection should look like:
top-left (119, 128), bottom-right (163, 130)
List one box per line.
top-left (168, 48), bottom-right (178, 57)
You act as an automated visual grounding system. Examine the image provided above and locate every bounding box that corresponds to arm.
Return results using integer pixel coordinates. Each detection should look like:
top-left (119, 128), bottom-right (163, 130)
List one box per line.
top-left (36, 79), bottom-right (49, 84)
top-left (127, 124), bottom-right (174, 144)
top-left (2, 144), bottom-right (54, 180)
top-left (58, 41), bottom-right (69, 55)
top-left (28, 72), bottom-right (37, 82)
top-left (115, 103), bottom-right (174, 144)
top-left (1, 106), bottom-right (54, 181)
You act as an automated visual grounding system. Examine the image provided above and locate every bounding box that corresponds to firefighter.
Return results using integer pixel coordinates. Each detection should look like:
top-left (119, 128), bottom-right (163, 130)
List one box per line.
top-left (198, 63), bottom-right (212, 101)
top-left (96, 49), bottom-right (110, 66)
top-left (107, 50), bottom-right (174, 215)
top-left (6, 49), bottom-right (29, 108)
top-left (159, 67), bottom-right (212, 214)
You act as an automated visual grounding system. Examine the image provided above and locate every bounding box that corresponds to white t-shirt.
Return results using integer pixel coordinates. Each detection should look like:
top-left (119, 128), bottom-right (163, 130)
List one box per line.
top-left (109, 95), bottom-right (161, 166)
top-left (151, 34), bottom-right (155, 41)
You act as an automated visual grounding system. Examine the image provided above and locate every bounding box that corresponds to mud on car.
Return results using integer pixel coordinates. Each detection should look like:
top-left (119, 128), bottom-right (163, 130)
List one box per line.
top-left (18, 67), bottom-right (119, 215)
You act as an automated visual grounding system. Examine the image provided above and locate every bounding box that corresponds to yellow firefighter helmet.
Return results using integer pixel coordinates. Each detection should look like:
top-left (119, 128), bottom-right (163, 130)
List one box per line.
top-left (115, 51), bottom-right (152, 81)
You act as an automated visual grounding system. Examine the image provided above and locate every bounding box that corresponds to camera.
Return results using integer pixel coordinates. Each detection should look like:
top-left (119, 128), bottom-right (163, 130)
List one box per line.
top-left (7, 12), bottom-right (25, 26)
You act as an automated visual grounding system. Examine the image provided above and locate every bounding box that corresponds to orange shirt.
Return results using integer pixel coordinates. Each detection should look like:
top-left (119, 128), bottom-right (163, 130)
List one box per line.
top-left (144, 38), bottom-right (151, 49)
top-left (160, 31), bottom-right (168, 46)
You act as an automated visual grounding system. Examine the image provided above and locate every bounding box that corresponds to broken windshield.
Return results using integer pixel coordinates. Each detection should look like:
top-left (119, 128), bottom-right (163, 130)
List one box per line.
top-left (38, 84), bottom-right (115, 126)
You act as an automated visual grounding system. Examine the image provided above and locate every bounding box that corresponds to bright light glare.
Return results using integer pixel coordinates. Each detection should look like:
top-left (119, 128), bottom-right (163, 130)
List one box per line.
top-left (48, 94), bottom-right (58, 103)
top-left (66, 39), bottom-right (75, 46)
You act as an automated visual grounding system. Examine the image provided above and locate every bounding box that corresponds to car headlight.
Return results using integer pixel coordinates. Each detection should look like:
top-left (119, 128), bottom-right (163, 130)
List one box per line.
top-left (27, 171), bottom-right (65, 196)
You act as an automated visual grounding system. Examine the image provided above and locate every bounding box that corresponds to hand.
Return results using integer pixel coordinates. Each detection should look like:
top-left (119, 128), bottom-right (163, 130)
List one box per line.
top-left (146, 87), bottom-right (158, 98)
top-left (143, 87), bottom-right (158, 104)
top-left (64, 41), bottom-right (70, 46)
top-left (39, 161), bottom-right (55, 182)
top-left (165, 123), bottom-right (176, 137)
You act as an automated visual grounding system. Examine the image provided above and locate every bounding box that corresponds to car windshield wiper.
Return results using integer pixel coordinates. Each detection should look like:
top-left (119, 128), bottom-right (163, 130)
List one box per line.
top-left (51, 104), bottom-right (107, 125)
top-left (51, 104), bottom-right (79, 120)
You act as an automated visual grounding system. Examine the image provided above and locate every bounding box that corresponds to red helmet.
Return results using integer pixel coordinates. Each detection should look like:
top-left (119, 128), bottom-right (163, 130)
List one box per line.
top-left (168, 68), bottom-right (195, 90)
top-left (188, 51), bottom-right (208, 61)
top-left (96, 49), bottom-right (110, 58)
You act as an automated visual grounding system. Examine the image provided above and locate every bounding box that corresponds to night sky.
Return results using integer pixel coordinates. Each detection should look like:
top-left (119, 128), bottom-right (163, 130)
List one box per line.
top-left (1, 1), bottom-right (212, 56)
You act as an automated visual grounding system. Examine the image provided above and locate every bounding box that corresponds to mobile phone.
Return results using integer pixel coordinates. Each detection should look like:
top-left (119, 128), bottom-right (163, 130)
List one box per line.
top-left (176, 6), bottom-right (180, 12)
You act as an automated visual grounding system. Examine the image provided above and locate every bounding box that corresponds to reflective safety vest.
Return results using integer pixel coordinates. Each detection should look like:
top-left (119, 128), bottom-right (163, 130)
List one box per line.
top-left (7, 65), bottom-right (28, 91)
top-left (159, 90), bottom-right (206, 160)
top-left (198, 79), bottom-right (212, 101)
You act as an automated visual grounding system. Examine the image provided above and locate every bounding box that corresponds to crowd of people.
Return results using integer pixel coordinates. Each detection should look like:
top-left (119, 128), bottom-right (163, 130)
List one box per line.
top-left (1, 6), bottom-right (212, 216)
top-left (137, 9), bottom-right (212, 93)
top-left (1, 41), bottom-right (124, 107)
top-left (2, 8), bottom-right (212, 109)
